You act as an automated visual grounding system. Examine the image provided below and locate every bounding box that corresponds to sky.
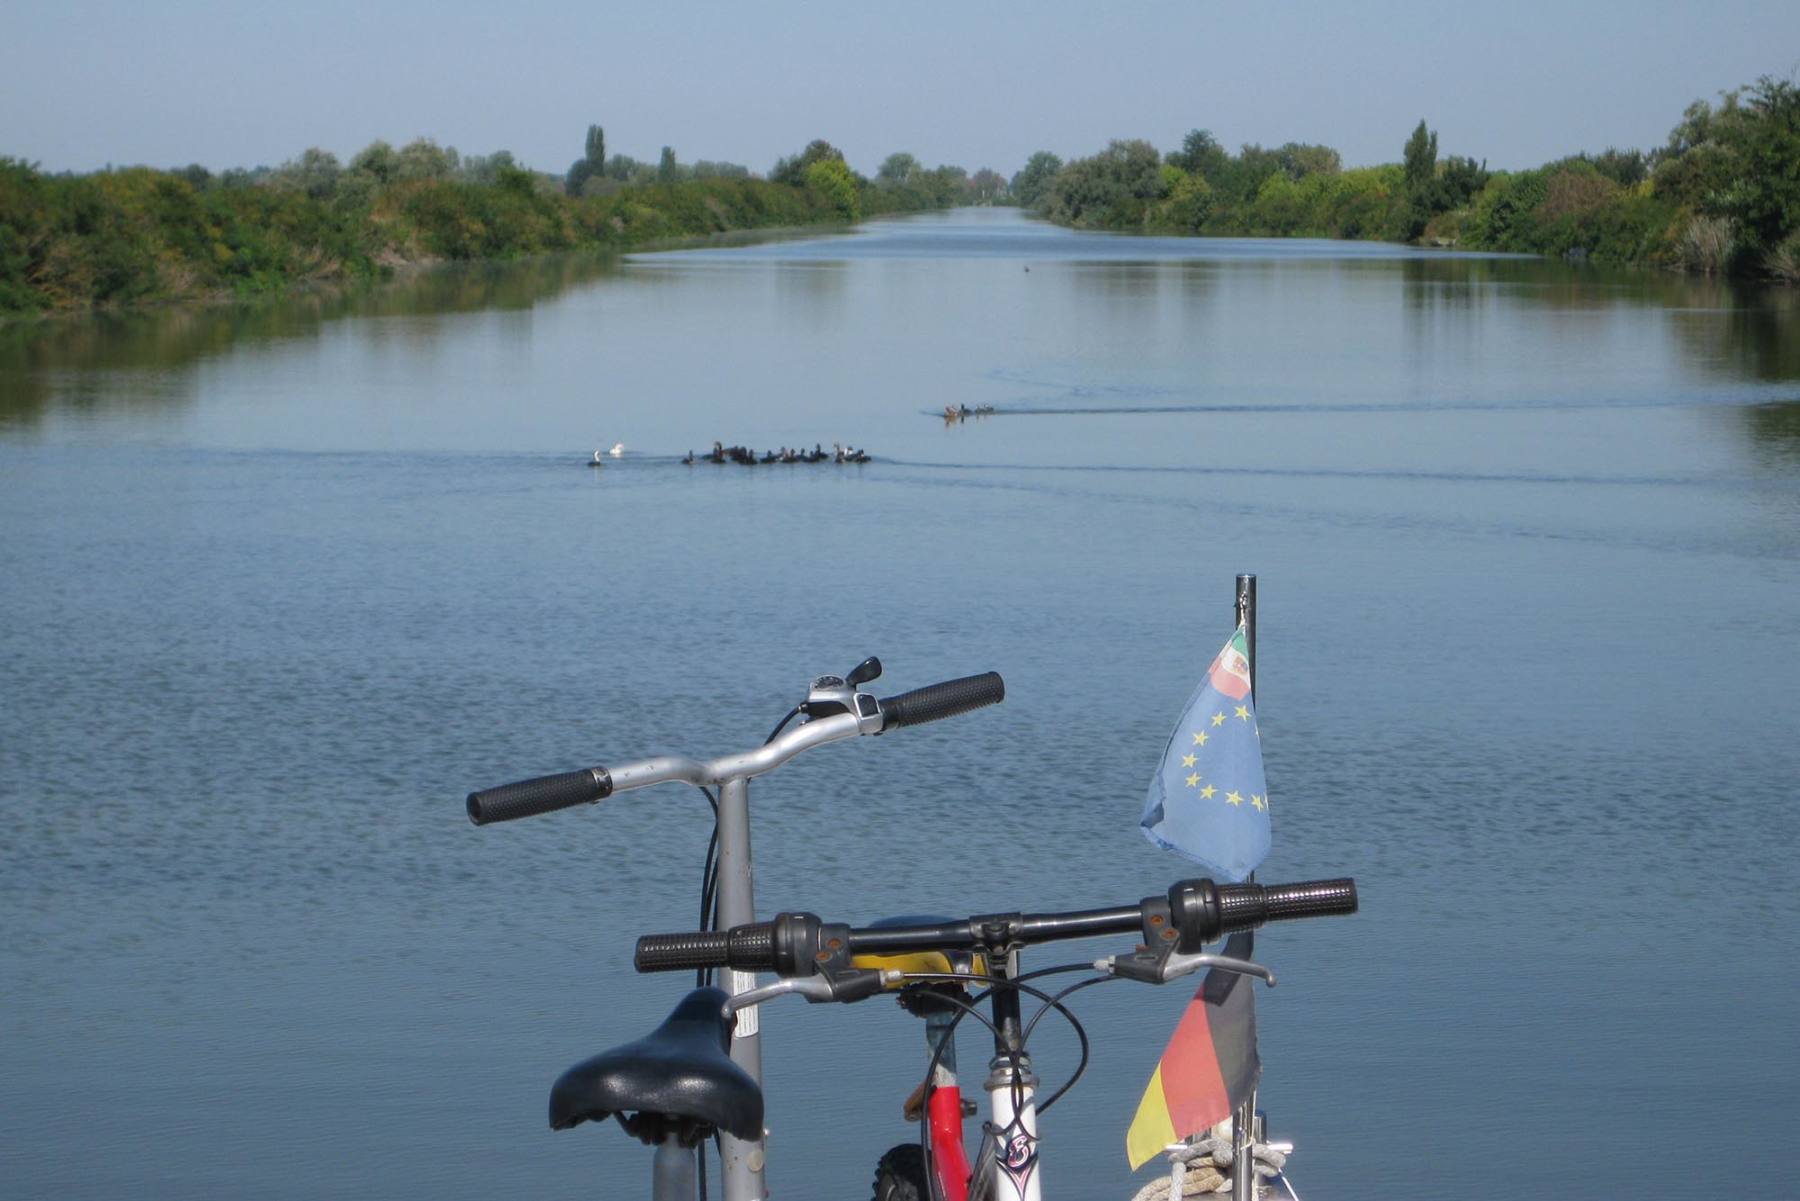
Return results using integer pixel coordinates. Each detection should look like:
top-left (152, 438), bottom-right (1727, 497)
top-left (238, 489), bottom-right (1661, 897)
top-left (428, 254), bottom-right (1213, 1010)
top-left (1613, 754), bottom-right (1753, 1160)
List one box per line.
top-left (4, 0), bottom-right (1798, 179)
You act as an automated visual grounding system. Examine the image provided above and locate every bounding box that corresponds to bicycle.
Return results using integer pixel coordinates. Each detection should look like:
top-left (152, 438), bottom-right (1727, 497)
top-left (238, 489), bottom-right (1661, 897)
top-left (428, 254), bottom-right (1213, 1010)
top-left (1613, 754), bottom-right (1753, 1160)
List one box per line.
top-left (467, 660), bottom-right (1358, 1201)
top-left (467, 657), bottom-right (1008, 1201)
top-left (621, 876), bottom-right (1356, 1201)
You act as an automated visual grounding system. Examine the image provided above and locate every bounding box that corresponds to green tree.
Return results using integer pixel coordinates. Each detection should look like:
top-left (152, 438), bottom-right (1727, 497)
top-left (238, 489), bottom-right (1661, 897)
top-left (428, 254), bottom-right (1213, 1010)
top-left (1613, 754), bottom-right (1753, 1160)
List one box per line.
top-left (877, 152), bottom-right (920, 187)
top-left (1010, 151), bottom-right (1062, 209)
top-left (1043, 140), bottom-right (1161, 228)
top-left (1717, 75), bottom-right (1800, 269)
top-left (772, 139), bottom-right (845, 187)
top-left (567, 124), bottom-right (607, 196)
top-left (1403, 120), bottom-right (1438, 189)
top-left (1168, 129), bottom-right (1229, 181)
top-left (1274, 142), bottom-right (1340, 179)
top-left (271, 148), bottom-right (342, 200)
top-left (396, 138), bottom-right (454, 182)
top-left (802, 156), bottom-right (859, 220)
top-left (1399, 120), bottom-right (1445, 240)
top-left (351, 140), bottom-right (398, 185)
top-left (1161, 171), bottom-right (1214, 232)
top-left (658, 146), bottom-right (679, 182)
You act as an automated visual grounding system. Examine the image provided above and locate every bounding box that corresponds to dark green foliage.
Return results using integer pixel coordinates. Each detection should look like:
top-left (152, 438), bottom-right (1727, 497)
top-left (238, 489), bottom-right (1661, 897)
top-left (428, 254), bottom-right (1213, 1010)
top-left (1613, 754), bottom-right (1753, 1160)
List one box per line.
top-left (0, 136), bottom-right (959, 316)
top-left (770, 140), bottom-right (845, 187)
top-left (1584, 148), bottom-right (1648, 186)
top-left (1033, 77), bottom-right (1791, 281)
top-left (1403, 120), bottom-right (1438, 189)
top-left (1010, 151), bottom-right (1062, 210)
top-left (877, 153), bottom-right (920, 187)
top-left (566, 124), bottom-right (607, 196)
top-left (1041, 140), bottom-right (1162, 228)
top-left (1716, 76), bottom-right (1800, 267)
top-left (1167, 130), bottom-right (1228, 181)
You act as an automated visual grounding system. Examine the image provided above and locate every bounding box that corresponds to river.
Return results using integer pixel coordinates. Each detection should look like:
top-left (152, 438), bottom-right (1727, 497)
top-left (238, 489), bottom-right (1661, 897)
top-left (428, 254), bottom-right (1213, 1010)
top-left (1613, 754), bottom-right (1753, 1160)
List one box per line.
top-left (3, 207), bottom-right (1797, 1200)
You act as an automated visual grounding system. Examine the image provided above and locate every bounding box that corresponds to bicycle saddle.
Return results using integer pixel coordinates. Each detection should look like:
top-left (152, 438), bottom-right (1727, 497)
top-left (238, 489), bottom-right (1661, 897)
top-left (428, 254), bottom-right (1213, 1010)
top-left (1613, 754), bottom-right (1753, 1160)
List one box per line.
top-left (548, 986), bottom-right (763, 1147)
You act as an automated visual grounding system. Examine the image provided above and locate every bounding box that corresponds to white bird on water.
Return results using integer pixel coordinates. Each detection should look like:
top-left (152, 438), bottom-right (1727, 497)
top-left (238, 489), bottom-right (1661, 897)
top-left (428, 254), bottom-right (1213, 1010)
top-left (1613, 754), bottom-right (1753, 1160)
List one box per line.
top-left (609, 442), bottom-right (626, 456)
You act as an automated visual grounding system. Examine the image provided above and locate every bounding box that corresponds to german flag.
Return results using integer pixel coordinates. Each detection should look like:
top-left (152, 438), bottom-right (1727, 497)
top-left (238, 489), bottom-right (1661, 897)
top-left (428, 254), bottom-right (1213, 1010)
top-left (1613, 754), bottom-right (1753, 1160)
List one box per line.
top-left (1125, 931), bottom-right (1260, 1169)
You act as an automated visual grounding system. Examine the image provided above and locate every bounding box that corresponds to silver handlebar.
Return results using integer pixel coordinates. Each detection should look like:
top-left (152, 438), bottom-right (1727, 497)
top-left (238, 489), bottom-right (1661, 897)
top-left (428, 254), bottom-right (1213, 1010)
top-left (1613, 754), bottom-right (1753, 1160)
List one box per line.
top-left (599, 709), bottom-right (867, 795)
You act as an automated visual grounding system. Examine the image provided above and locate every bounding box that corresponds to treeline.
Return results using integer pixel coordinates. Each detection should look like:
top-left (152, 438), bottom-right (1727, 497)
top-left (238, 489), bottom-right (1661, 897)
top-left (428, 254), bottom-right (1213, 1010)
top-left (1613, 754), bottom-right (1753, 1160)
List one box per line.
top-left (1021, 74), bottom-right (1800, 280)
top-left (0, 129), bottom-right (974, 316)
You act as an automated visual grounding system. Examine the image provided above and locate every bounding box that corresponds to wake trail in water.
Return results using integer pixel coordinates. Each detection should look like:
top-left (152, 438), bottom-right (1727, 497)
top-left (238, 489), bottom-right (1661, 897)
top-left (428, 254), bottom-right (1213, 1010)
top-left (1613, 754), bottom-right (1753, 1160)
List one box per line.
top-left (921, 392), bottom-right (1800, 419)
top-left (878, 459), bottom-right (1753, 490)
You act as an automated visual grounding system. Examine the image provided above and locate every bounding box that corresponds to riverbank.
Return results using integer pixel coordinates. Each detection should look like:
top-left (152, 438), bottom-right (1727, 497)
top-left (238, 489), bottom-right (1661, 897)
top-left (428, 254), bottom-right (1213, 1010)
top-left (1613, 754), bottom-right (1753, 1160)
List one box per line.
top-left (0, 157), bottom-right (947, 319)
top-left (1024, 73), bottom-right (1799, 281)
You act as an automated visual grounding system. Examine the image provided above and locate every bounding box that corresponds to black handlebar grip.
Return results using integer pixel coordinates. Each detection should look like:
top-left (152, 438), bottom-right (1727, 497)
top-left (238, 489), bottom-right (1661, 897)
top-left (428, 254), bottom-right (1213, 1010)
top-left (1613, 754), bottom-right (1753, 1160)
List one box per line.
top-left (635, 923), bottom-right (775, 973)
top-left (1216, 878), bottom-right (1358, 933)
top-left (878, 672), bottom-right (1005, 731)
top-left (466, 767), bottom-right (612, 826)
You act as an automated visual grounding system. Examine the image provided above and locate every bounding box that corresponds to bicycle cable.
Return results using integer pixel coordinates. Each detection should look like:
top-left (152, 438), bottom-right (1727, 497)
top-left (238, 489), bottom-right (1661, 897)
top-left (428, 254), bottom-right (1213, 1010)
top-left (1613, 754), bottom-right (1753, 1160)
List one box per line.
top-left (891, 964), bottom-right (1107, 1201)
top-left (694, 785), bottom-right (720, 988)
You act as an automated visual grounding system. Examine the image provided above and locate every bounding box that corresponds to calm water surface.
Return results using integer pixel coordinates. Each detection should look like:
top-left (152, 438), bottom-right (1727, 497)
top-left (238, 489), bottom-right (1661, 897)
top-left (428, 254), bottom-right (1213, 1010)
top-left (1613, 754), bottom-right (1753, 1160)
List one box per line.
top-left (3, 208), bottom-right (1798, 1200)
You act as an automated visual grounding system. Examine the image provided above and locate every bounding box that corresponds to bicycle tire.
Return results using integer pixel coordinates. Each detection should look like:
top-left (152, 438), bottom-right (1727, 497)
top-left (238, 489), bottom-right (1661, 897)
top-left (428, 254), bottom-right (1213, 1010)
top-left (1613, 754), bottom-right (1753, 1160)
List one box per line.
top-left (872, 1142), bottom-right (928, 1201)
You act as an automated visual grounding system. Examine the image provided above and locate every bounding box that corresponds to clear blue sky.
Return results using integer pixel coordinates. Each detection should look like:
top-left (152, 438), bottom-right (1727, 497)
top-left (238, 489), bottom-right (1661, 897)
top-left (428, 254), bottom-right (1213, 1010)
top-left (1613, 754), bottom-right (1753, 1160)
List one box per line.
top-left (5, 0), bottom-right (1797, 178)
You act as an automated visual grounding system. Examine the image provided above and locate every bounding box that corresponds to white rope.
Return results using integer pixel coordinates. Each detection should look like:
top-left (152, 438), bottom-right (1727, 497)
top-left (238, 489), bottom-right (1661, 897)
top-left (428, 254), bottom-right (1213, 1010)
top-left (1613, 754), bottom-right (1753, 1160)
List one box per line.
top-left (1129, 1136), bottom-right (1290, 1201)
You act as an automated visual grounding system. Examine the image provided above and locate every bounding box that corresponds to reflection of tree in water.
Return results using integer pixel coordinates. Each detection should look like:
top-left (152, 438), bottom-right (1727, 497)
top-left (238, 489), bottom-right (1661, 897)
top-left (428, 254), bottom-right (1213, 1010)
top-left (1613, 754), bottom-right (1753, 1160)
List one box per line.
top-left (1744, 402), bottom-right (1800, 461)
top-left (1661, 284), bottom-right (1800, 461)
top-left (1345, 257), bottom-right (1800, 466)
top-left (0, 254), bottom-right (621, 428)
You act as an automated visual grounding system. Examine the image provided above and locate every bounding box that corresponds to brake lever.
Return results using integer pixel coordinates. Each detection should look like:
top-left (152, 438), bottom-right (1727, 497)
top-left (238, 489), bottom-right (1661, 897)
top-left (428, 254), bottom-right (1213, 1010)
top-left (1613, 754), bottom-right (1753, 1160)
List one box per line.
top-left (1097, 950), bottom-right (1275, 987)
top-left (722, 969), bottom-right (897, 1018)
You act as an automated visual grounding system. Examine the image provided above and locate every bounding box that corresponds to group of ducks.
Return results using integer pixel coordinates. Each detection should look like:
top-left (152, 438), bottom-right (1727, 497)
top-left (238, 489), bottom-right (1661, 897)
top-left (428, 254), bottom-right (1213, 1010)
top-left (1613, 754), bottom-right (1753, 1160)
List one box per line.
top-left (588, 441), bottom-right (872, 467)
top-left (942, 404), bottom-right (997, 422)
top-left (685, 442), bottom-right (871, 465)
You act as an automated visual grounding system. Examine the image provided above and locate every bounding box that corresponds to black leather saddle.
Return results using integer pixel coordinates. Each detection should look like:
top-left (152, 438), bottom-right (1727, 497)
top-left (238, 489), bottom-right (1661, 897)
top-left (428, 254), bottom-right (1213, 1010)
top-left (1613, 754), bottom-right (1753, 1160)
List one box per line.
top-left (548, 986), bottom-right (764, 1147)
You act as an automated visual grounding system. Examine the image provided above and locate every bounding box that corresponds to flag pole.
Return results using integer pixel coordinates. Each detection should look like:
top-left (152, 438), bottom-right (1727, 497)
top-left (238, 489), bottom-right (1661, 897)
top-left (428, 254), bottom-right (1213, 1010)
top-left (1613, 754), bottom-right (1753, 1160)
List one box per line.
top-left (1231, 573), bottom-right (1257, 1201)
top-left (1234, 574), bottom-right (1256, 698)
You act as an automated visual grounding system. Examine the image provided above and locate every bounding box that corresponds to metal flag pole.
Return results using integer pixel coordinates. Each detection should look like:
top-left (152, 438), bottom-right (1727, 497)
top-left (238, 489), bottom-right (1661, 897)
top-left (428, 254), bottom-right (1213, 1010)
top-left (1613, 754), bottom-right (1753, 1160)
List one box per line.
top-left (1231, 573), bottom-right (1258, 1201)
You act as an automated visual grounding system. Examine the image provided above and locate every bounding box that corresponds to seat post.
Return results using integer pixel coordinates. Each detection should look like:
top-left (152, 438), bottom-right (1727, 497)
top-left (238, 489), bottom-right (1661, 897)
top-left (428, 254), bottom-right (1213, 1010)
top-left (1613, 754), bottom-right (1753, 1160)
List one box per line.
top-left (651, 1135), bottom-right (697, 1201)
top-left (714, 775), bottom-right (766, 1200)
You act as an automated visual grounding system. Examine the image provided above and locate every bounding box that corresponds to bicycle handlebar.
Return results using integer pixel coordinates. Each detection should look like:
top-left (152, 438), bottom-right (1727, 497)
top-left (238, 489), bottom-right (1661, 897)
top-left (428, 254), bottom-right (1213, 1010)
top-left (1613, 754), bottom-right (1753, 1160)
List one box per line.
top-left (466, 665), bottom-right (1004, 826)
top-left (633, 877), bottom-right (1358, 975)
top-left (877, 672), bottom-right (1005, 730)
top-left (467, 768), bottom-right (613, 825)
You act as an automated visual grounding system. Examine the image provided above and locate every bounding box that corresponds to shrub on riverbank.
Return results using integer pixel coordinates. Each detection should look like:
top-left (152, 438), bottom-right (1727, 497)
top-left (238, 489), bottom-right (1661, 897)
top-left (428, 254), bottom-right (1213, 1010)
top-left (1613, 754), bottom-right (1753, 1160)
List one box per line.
top-left (0, 141), bottom-right (955, 316)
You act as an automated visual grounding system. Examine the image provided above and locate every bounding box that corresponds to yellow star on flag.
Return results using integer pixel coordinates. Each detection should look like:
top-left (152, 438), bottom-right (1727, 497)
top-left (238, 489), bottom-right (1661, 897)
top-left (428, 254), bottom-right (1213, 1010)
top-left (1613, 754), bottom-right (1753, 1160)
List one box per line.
top-left (1211, 712), bottom-right (1226, 727)
top-left (1181, 753), bottom-right (1197, 768)
top-left (1251, 794), bottom-right (1266, 811)
top-left (1225, 790), bottom-right (1243, 806)
top-left (1185, 772), bottom-right (1201, 788)
top-left (1199, 784), bottom-right (1217, 799)
top-left (1234, 705), bottom-right (1250, 721)
top-left (1192, 731), bottom-right (1209, 747)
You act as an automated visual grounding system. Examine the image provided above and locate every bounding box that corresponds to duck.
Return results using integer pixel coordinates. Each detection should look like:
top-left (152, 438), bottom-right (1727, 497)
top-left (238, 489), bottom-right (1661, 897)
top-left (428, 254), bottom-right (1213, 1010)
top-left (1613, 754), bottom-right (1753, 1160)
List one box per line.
top-left (590, 450), bottom-right (606, 467)
top-left (609, 442), bottom-right (626, 457)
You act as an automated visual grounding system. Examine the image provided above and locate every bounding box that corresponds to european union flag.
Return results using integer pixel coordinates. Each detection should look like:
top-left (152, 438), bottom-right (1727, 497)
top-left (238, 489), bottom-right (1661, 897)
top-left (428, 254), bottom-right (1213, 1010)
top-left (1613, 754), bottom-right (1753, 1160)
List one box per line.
top-left (1140, 625), bottom-right (1270, 882)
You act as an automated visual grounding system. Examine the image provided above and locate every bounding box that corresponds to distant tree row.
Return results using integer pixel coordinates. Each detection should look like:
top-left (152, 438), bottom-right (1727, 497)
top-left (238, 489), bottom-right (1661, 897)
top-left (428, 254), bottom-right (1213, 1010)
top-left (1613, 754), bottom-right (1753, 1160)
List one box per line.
top-left (563, 125), bottom-right (752, 196)
top-left (1019, 72), bottom-right (1800, 281)
top-left (0, 126), bottom-right (975, 315)
top-left (556, 124), bottom-right (1014, 215)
